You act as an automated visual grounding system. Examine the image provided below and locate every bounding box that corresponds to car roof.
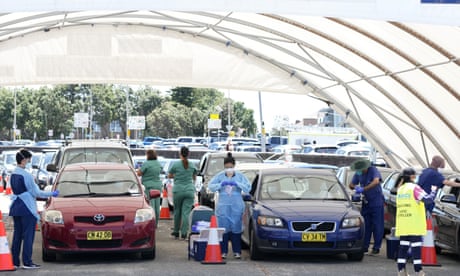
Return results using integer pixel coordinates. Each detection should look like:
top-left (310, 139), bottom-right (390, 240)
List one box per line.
top-left (62, 162), bottom-right (133, 171)
top-left (204, 151), bottom-right (262, 158)
top-left (64, 140), bottom-right (128, 148)
top-left (257, 167), bottom-right (337, 176)
top-left (236, 162), bottom-right (287, 170)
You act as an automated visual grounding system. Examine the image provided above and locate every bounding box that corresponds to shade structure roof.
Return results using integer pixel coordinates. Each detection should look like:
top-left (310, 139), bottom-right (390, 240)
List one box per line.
top-left (0, 1), bottom-right (459, 170)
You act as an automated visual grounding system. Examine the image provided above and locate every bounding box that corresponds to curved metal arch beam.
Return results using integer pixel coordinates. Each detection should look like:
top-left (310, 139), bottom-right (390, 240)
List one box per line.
top-left (389, 22), bottom-right (460, 98)
top-left (195, 12), bottom-right (420, 168)
top-left (330, 19), bottom-right (459, 136)
top-left (260, 14), bottom-right (455, 168)
top-left (0, 11), bottom-right (452, 168)
top-left (328, 18), bottom-right (459, 167)
top-left (0, 12), bottom-right (407, 168)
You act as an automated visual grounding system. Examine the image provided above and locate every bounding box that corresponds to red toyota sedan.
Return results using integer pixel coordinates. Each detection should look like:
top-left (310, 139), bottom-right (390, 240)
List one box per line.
top-left (41, 163), bottom-right (160, 261)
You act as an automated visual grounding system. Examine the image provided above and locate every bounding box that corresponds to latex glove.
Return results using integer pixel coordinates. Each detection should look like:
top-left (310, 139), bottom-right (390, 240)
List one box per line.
top-left (221, 181), bottom-right (230, 187)
top-left (227, 181), bottom-right (237, 187)
top-left (52, 190), bottom-right (60, 197)
top-left (431, 185), bottom-right (438, 192)
top-left (355, 186), bottom-right (364, 194)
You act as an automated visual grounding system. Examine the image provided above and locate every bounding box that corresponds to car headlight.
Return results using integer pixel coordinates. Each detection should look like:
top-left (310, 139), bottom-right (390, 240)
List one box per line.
top-left (342, 217), bottom-right (362, 228)
top-left (43, 210), bottom-right (64, 224)
top-left (135, 208), bottom-right (154, 223)
top-left (257, 216), bottom-right (284, 227)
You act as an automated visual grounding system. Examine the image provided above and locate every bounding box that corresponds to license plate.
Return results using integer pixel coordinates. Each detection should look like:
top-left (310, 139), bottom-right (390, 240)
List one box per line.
top-left (87, 231), bottom-right (112, 240)
top-left (302, 232), bottom-right (326, 242)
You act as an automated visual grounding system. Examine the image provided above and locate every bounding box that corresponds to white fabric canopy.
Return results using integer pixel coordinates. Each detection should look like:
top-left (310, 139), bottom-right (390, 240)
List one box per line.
top-left (0, 1), bottom-right (459, 170)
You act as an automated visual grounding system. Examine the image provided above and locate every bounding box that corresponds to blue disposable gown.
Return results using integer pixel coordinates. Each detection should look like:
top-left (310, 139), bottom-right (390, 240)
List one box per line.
top-left (208, 170), bottom-right (250, 233)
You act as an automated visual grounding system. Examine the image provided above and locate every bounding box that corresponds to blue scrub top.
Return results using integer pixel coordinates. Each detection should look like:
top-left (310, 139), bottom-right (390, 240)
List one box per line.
top-left (208, 170), bottom-right (251, 233)
top-left (418, 167), bottom-right (445, 194)
top-left (9, 166), bottom-right (54, 220)
top-left (351, 166), bottom-right (383, 208)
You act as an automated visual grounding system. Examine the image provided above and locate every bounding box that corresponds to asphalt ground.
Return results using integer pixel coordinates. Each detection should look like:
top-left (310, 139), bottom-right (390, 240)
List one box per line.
top-left (1, 193), bottom-right (459, 276)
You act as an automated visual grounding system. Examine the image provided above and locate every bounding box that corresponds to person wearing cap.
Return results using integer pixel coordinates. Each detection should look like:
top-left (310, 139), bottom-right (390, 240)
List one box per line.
top-left (208, 152), bottom-right (251, 259)
top-left (395, 168), bottom-right (437, 276)
top-left (348, 158), bottom-right (384, 255)
top-left (417, 155), bottom-right (460, 214)
top-left (9, 149), bottom-right (59, 270)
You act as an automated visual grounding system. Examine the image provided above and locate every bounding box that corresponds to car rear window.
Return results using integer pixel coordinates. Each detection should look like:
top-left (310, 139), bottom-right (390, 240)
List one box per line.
top-left (62, 148), bottom-right (132, 166)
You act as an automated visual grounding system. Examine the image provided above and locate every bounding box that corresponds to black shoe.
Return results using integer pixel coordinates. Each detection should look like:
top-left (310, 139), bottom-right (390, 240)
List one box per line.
top-left (23, 263), bottom-right (41, 269)
top-left (170, 232), bottom-right (179, 239)
top-left (180, 235), bottom-right (188, 241)
top-left (371, 249), bottom-right (380, 254)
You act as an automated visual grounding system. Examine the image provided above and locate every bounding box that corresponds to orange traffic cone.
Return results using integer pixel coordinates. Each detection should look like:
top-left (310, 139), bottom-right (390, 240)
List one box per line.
top-left (0, 175), bottom-right (4, 193)
top-left (0, 213), bottom-right (16, 271)
top-left (159, 189), bottom-right (171, 220)
top-left (201, 215), bottom-right (225, 265)
top-left (5, 177), bottom-right (11, 195)
top-left (421, 215), bottom-right (441, 266)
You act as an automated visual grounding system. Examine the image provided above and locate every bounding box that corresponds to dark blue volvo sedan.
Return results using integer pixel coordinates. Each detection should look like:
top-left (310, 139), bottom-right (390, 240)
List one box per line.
top-left (241, 167), bottom-right (365, 261)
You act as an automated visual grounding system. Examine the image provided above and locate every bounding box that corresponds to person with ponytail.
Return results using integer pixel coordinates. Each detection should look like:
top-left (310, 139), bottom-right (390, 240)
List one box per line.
top-left (167, 146), bottom-right (197, 239)
top-left (395, 168), bottom-right (437, 276)
top-left (208, 152), bottom-right (251, 259)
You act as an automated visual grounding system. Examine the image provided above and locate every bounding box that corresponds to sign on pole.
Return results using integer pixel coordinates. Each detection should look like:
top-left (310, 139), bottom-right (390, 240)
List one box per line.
top-left (127, 116), bottom-right (146, 130)
top-left (74, 113), bottom-right (89, 128)
top-left (208, 119), bottom-right (221, 129)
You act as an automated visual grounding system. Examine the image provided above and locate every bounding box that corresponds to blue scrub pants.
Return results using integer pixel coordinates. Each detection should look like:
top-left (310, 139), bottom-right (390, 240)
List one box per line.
top-left (11, 215), bottom-right (37, 266)
top-left (221, 232), bottom-right (242, 255)
top-left (397, 236), bottom-right (423, 273)
top-left (361, 205), bottom-right (384, 251)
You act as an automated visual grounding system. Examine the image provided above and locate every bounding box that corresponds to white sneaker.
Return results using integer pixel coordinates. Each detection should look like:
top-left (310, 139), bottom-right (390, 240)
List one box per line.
top-left (398, 269), bottom-right (409, 276)
top-left (234, 253), bottom-right (241, 259)
top-left (221, 253), bottom-right (227, 259)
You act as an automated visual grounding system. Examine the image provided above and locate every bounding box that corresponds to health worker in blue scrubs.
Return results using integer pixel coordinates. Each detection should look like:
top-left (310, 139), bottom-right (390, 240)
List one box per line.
top-left (348, 158), bottom-right (384, 255)
top-left (208, 152), bottom-right (251, 259)
top-left (9, 149), bottom-right (59, 269)
top-left (418, 155), bottom-right (460, 214)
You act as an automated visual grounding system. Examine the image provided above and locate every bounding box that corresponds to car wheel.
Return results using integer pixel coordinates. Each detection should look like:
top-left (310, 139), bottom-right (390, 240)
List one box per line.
top-left (42, 246), bottom-right (56, 262)
top-left (347, 251), bottom-right (364, 261)
top-left (141, 246), bottom-right (156, 260)
top-left (249, 227), bottom-right (263, 260)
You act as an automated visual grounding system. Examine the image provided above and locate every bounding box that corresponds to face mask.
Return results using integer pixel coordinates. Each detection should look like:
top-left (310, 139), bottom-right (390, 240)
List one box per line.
top-left (438, 168), bottom-right (444, 173)
top-left (225, 168), bottom-right (235, 174)
top-left (356, 171), bottom-right (362, 176)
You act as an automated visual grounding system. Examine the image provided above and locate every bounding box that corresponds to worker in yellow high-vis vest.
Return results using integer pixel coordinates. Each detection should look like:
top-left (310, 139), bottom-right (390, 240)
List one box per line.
top-left (395, 168), bottom-right (437, 276)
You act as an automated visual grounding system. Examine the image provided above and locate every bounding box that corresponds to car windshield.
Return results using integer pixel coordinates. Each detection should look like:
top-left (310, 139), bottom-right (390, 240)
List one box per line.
top-left (260, 174), bottom-right (347, 201)
top-left (63, 148), bottom-right (132, 166)
top-left (57, 169), bottom-right (140, 197)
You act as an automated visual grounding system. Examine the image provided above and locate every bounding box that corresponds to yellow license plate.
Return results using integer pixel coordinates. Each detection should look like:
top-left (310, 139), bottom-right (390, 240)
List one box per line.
top-left (302, 232), bottom-right (326, 242)
top-left (87, 231), bottom-right (112, 240)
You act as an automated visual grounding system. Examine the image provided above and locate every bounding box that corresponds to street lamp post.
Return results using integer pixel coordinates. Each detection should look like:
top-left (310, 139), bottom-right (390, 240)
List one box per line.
top-left (13, 89), bottom-right (17, 143)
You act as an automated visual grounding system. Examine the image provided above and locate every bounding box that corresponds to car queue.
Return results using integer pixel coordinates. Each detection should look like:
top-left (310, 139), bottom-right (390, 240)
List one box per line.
top-left (0, 137), bottom-right (459, 273)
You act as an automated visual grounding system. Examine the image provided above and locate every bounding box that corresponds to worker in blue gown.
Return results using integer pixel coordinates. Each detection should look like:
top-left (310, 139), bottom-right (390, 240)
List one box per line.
top-left (208, 152), bottom-right (251, 259)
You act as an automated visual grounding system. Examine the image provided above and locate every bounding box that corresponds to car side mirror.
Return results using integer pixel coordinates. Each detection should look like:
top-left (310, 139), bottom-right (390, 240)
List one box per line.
top-left (390, 187), bottom-right (397, 195)
top-left (149, 189), bottom-right (161, 199)
top-left (46, 163), bottom-right (57, 172)
top-left (32, 164), bottom-right (39, 169)
top-left (440, 194), bottom-right (457, 204)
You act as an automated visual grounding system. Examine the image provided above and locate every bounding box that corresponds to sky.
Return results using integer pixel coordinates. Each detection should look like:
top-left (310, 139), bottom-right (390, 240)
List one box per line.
top-left (228, 90), bottom-right (327, 131)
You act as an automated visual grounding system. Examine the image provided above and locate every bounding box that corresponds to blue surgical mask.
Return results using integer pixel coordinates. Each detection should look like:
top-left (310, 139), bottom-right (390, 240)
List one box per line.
top-left (356, 171), bottom-right (362, 176)
top-left (225, 168), bottom-right (235, 174)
